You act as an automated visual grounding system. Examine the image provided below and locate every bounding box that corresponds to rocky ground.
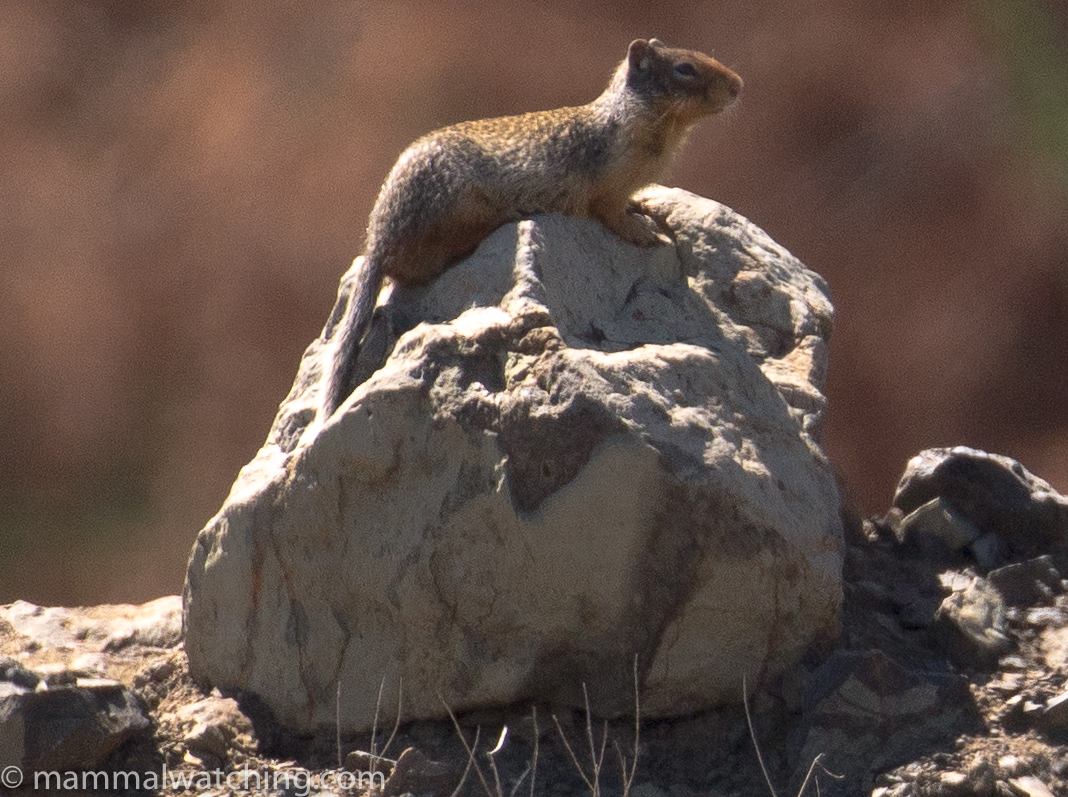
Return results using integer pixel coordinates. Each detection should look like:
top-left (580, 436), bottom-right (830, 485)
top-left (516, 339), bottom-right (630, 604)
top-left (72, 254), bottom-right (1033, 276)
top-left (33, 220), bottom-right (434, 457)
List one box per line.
top-left (2, 447), bottom-right (1068, 797)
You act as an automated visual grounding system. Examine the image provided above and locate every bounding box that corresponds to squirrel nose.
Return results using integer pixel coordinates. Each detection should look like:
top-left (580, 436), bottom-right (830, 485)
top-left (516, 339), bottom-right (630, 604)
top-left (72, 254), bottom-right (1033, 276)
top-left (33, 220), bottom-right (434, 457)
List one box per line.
top-left (726, 72), bottom-right (743, 99)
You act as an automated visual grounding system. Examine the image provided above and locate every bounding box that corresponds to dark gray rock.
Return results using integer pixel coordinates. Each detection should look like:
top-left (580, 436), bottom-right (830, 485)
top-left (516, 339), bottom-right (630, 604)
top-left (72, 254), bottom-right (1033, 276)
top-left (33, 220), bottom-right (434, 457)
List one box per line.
top-left (1041, 690), bottom-right (1068, 731)
top-left (898, 497), bottom-right (980, 554)
top-left (893, 448), bottom-right (1068, 561)
top-left (790, 649), bottom-right (980, 796)
top-left (971, 532), bottom-right (1007, 568)
top-left (0, 681), bottom-right (152, 772)
top-left (0, 658), bottom-right (41, 691)
top-left (988, 556), bottom-right (1062, 608)
top-left (382, 746), bottom-right (463, 797)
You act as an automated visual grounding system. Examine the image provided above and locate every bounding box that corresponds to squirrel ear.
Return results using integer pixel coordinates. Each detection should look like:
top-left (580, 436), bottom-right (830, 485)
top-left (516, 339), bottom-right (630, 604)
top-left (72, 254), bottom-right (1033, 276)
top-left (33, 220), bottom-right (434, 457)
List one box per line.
top-left (628, 39), bottom-right (654, 73)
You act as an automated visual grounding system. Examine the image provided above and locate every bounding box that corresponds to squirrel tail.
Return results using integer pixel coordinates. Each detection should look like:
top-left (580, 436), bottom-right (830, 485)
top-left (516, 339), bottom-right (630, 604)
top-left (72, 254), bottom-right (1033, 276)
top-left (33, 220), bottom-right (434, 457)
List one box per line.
top-left (321, 256), bottom-right (381, 419)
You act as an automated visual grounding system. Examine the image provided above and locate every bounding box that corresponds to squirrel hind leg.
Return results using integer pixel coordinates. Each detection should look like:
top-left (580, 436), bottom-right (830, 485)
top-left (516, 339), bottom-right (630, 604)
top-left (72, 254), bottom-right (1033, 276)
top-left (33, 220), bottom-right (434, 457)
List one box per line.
top-left (385, 216), bottom-right (504, 288)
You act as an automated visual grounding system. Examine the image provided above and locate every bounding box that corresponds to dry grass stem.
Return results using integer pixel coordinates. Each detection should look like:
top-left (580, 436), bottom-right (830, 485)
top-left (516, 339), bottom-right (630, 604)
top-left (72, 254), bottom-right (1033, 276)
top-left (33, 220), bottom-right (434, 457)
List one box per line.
top-left (528, 706), bottom-right (539, 797)
top-left (795, 753), bottom-right (844, 796)
top-left (449, 724), bottom-right (482, 797)
top-left (614, 655), bottom-right (641, 797)
top-left (743, 675), bottom-right (778, 797)
top-left (552, 683), bottom-right (609, 797)
top-left (382, 678), bottom-right (404, 758)
top-left (364, 676), bottom-right (404, 786)
top-left (487, 726), bottom-right (508, 797)
top-left (369, 676), bottom-right (386, 784)
top-left (743, 675), bottom-right (842, 797)
top-left (336, 681), bottom-right (343, 769)
top-left (442, 696), bottom-right (496, 797)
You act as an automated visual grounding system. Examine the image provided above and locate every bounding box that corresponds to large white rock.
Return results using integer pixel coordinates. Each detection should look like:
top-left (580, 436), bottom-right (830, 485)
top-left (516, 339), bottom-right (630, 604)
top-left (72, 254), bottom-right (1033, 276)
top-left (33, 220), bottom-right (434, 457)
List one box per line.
top-left (183, 186), bottom-right (843, 735)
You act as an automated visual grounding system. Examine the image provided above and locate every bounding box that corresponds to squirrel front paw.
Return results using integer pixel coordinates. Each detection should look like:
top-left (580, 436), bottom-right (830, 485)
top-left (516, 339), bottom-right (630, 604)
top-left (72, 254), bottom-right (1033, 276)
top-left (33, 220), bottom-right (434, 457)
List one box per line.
top-left (628, 198), bottom-right (678, 245)
top-left (599, 207), bottom-right (674, 248)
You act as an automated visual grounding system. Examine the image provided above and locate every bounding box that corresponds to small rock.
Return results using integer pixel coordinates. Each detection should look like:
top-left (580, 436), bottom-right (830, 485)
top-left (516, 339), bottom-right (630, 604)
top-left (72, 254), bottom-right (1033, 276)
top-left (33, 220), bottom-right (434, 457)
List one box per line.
top-left (987, 674), bottom-right (1023, 694)
top-left (1041, 689), bottom-right (1068, 728)
top-left (75, 677), bottom-right (124, 689)
top-left (382, 746), bottom-right (464, 797)
top-left (0, 602), bottom-right (76, 649)
top-left (69, 652), bottom-right (109, 676)
top-left (0, 658), bottom-right (41, 690)
top-left (791, 649), bottom-right (979, 788)
top-left (899, 497), bottom-right (980, 554)
top-left (988, 556), bottom-right (1062, 608)
top-left (1008, 776), bottom-right (1056, 797)
top-left (1040, 626), bottom-right (1068, 670)
top-left (940, 571), bottom-right (976, 592)
top-left (968, 757), bottom-right (997, 797)
top-left (0, 682), bottom-right (26, 699)
top-left (344, 749), bottom-right (398, 772)
top-left (0, 597), bottom-right (183, 653)
top-left (133, 657), bottom-right (179, 690)
top-left (893, 447), bottom-right (1068, 560)
top-left (344, 748), bottom-right (396, 789)
top-left (101, 596), bottom-right (184, 651)
top-left (1000, 655), bottom-right (1030, 671)
top-left (0, 681), bottom-right (152, 771)
top-left (998, 756), bottom-right (1023, 777)
top-left (1024, 607), bottom-right (1068, 628)
top-left (174, 696), bottom-right (255, 763)
top-left (970, 532), bottom-right (1006, 568)
top-left (185, 721), bottom-right (232, 760)
top-left (933, 574), bottom-right (1012, 669)
top-left (940, 771), bottom-right (969, 792)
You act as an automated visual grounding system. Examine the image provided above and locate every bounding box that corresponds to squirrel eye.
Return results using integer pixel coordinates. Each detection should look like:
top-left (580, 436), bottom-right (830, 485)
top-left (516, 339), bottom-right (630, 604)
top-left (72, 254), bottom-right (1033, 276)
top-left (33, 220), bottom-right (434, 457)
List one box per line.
top-left (674, 62), bottom-right (697, 79)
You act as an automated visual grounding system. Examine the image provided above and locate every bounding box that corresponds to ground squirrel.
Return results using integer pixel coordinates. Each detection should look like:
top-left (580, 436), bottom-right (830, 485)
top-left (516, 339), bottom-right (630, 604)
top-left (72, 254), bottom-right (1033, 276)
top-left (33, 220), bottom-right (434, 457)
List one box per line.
top-left (322, 38), bottom-right (742, 417)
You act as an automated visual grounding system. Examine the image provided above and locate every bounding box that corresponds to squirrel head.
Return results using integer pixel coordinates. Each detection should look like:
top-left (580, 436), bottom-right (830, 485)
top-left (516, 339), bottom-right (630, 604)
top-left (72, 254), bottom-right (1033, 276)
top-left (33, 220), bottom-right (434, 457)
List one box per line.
top-left (625, 39), bottom-right (742, 123)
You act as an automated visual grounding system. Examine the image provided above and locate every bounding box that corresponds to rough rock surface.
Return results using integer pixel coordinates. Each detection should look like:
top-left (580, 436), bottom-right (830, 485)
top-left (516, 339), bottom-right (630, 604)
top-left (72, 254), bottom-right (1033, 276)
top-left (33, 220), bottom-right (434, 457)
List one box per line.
top-left (0, 598), bottom-right (182, 785)
top-left (3, 447), bottom-right (1068, 795)
top-left (183, 186), bottom-right (844, 735)
top-left (0, 679), bottom-right (152, 773)
top-left (1, 596), bottom-right (182, 655)
top-left (932, 572), bottom-right (1012, 669)
top-left (167, 695), bottom-right (256, 771)
top-left (894, 446), bottom-right (1068, 562)
top-left (837, 449), bottom-right (1068, 797)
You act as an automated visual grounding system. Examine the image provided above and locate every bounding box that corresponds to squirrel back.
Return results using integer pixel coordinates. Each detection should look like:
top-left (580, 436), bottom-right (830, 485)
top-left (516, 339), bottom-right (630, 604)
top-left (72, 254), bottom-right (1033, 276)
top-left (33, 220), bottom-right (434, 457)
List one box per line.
top-left (322, 39), bottom-right (742, 418)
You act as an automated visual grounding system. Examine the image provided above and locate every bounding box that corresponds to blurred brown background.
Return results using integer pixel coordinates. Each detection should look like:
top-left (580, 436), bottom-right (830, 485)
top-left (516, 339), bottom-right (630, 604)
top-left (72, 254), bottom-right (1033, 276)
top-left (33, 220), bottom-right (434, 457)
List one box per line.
top-left (2, 0), bottom-right (1066, 605)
